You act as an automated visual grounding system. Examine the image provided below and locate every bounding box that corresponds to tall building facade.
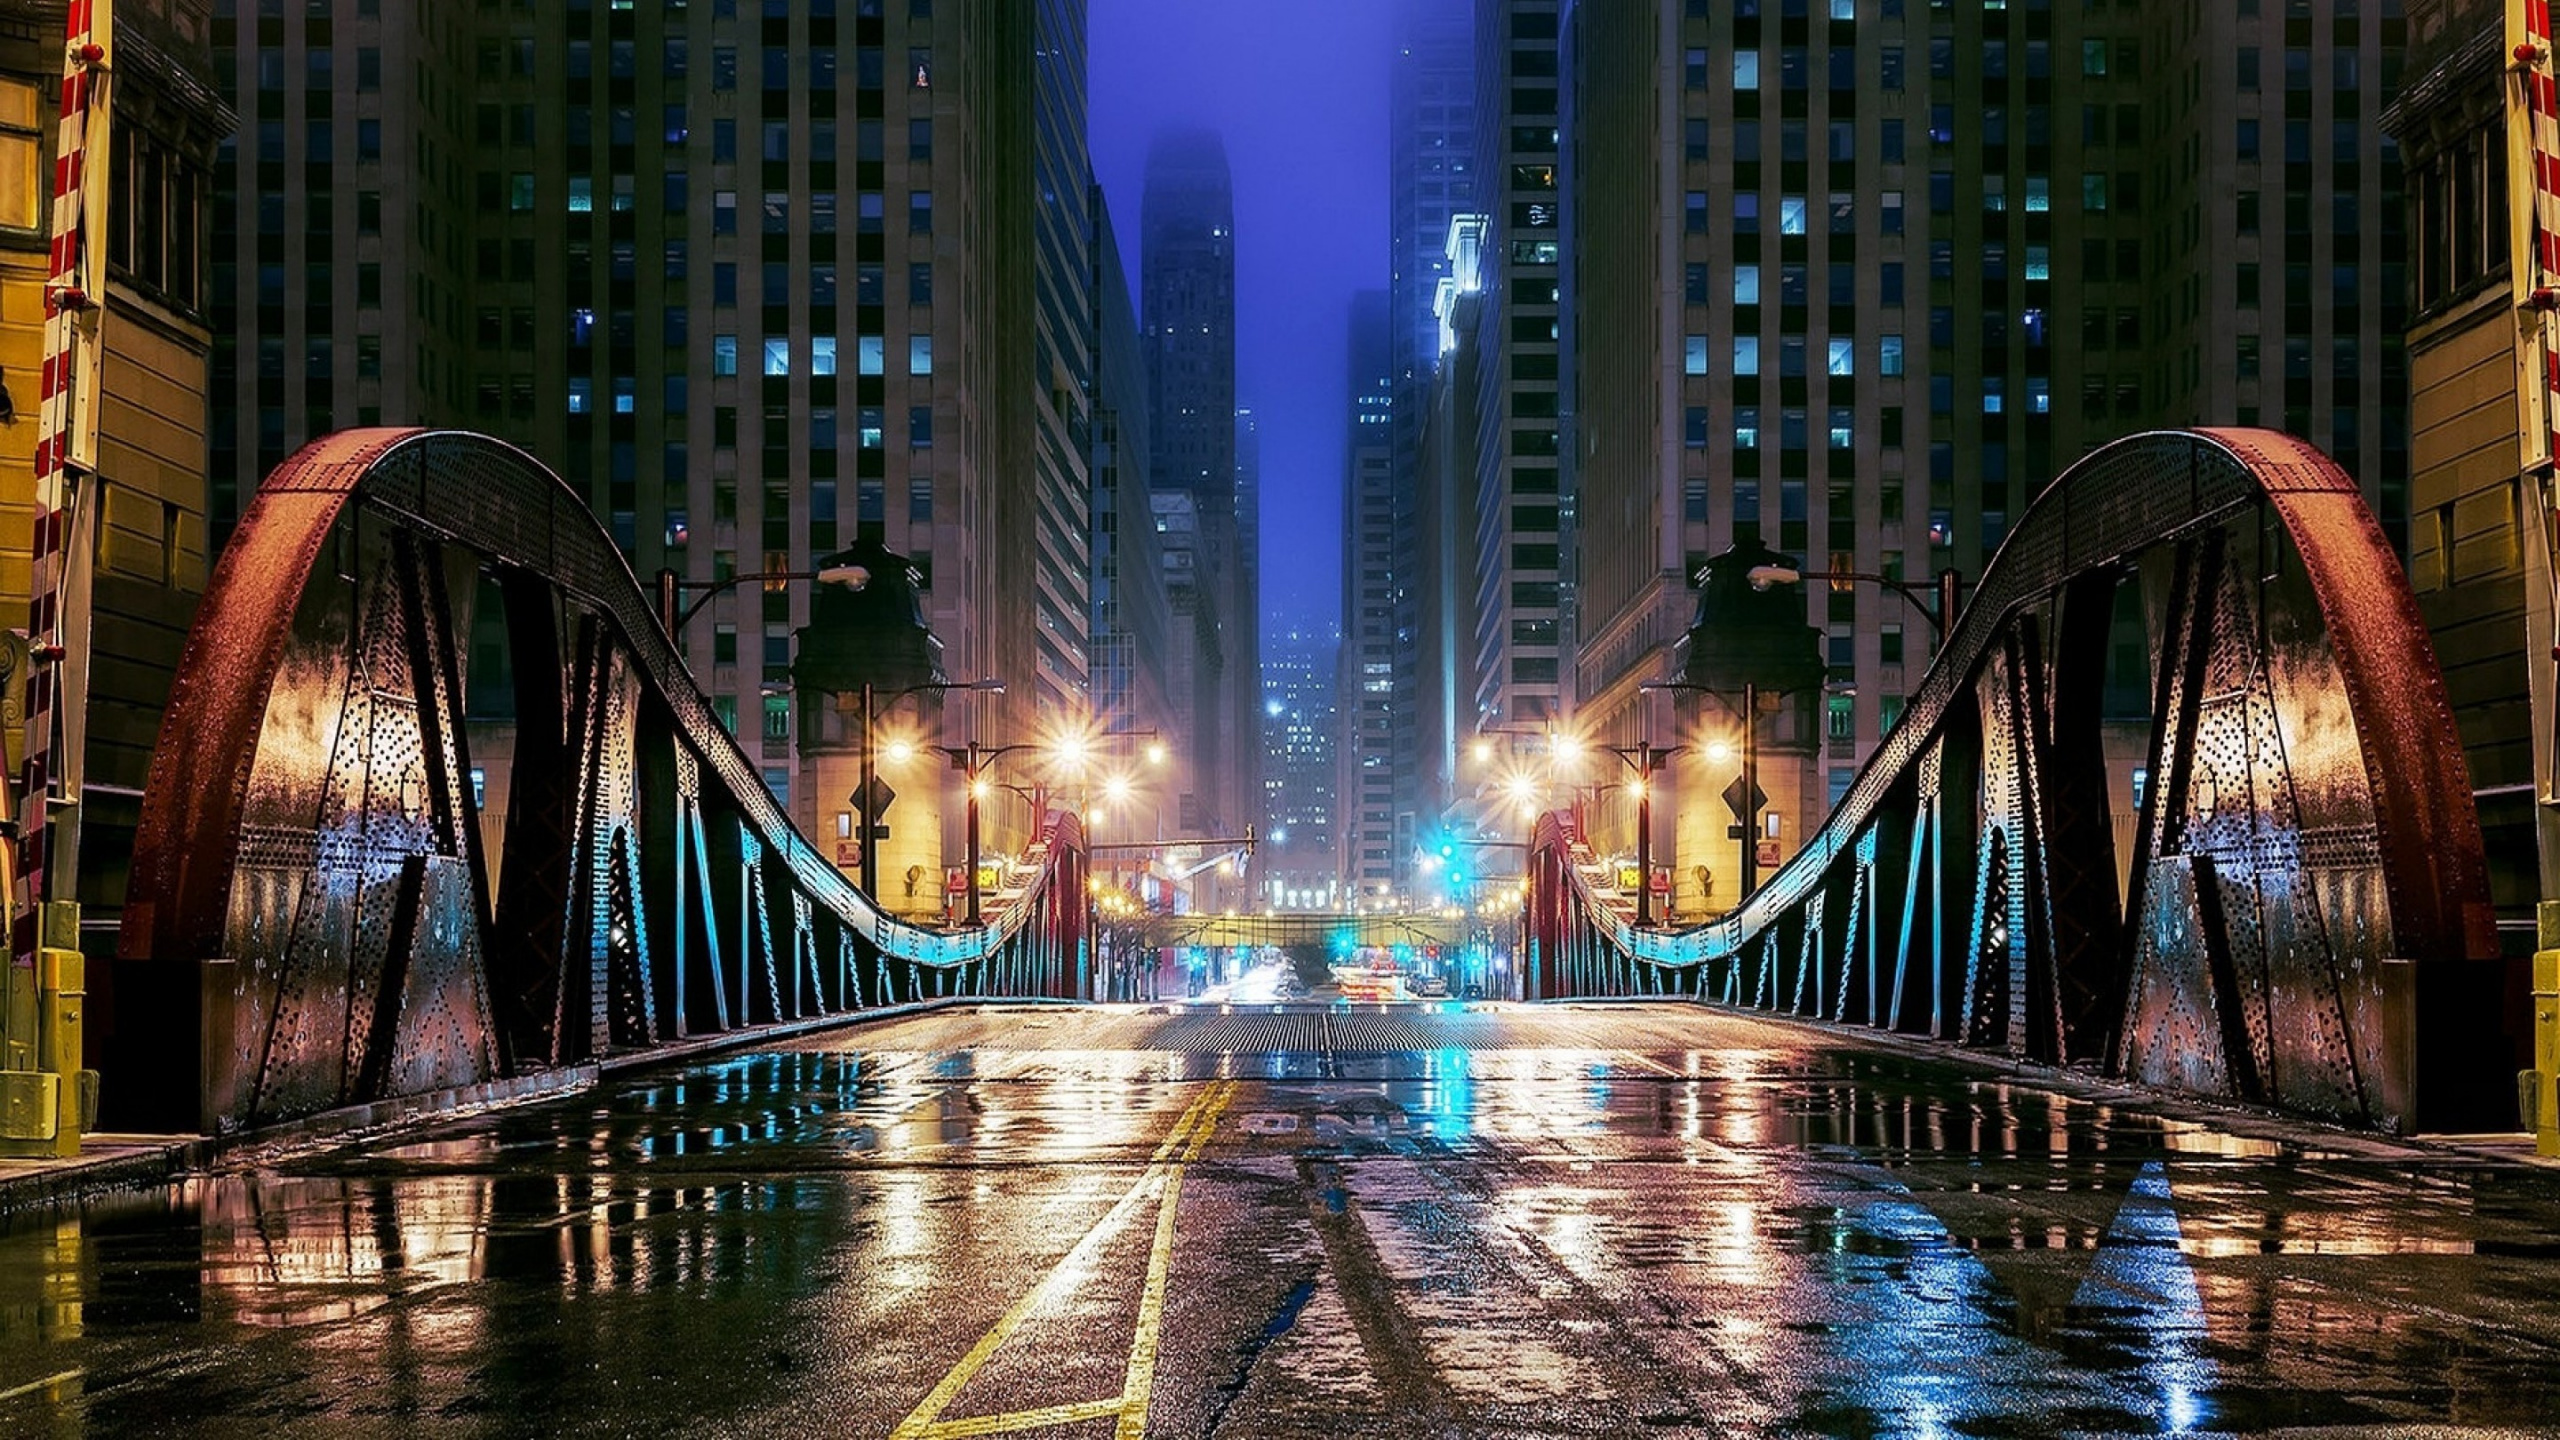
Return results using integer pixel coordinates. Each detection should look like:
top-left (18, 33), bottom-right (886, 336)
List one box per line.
top-left (1260, 622), bottom-right (1340, 910)
top-left (1414, 215), bottom-right (1487, 844)
top-left (2384, 0), bottom-right (2554, 944)
top-left (5, 2), bottom-right (228, 943)
top-left (1467, 0), bottom-right (1566, 735)
top-left (1338, 290), bottom-right (1397, 899)
top-left (1088, 188), bottom-right (1175, 765)
top-left (1029, 0), bottom-right (1094, 714)
top-left (1140, 127), bottom-right (1253, 847)
top-left (1388, 0), bottom-right (1476, 876)
top-left (1555, 0), bottom-right (2407, 917)
top-left (206, 0), bottom-right (1102, 906)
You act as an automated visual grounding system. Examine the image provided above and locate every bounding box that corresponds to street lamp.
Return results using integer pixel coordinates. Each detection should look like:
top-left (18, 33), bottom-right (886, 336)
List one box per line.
top-left (654, 562), bottom-right (874, 638)
top-left (1744, 563), bottom-right (1965, 652)
top-left (941, 734), bottom-right (1093, 928)
top-left (1641, 679), bottom-right (1763, 904)
top-left (1596, 739), bottom-right (1683, 927)
top-left (856, 677), bottom-right (1002, 901)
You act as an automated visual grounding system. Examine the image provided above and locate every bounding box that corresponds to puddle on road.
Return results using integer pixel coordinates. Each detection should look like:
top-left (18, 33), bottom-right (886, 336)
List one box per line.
top-left (4, 1022), bottom-right (2556, 1435)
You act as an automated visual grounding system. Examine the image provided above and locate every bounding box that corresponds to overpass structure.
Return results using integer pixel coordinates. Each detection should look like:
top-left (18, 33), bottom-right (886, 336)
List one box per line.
top-left (89, 425), bottom-right (2520, 1141)
top-left (1126, 910), bottom-right (1469, 952)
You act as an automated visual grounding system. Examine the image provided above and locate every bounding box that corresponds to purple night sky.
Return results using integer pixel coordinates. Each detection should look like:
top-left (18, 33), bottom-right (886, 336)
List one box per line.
top-left (1087, 1), bottom-right (1395, 633)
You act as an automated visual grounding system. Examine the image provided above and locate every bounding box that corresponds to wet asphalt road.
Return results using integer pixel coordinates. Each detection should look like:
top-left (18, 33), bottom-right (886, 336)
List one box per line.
top-left (4, 1001), bottom-right (2560, 1438)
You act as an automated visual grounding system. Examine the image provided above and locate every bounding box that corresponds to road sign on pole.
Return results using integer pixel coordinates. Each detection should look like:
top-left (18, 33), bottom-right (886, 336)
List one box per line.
top-left (1721, 775), bottom-right (1768, 819)
top-left (857, 775), bottom-right (896, 820)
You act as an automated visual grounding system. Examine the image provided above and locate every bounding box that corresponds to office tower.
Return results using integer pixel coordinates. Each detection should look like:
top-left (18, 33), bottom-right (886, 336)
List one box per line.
top-left (206, 0), bottom-right (1094, 905)
top-left (1030, 0), bottom-right (1094, 715)
top-left (1339, 290), bottom-right (1397, 899)
top-left (1389, 0), bottom-right (1476, 874)
top-left (1557, 0), bottom-right (2406, 917)
top-left (1140, 127), bottom-right (1244, 843)
top-left (3, 4), bottom-right (226, 939)
top-left (1261, 623), bottom-right (1340, 911)
top-left (1467, 0), bottom-right (1566, 736)
top-left (1231, 403), bottom-right (1261, 852)
top-left (2384, 0), bottom-right (2554, 932)
top-left (1088, 187), bottom-right (1176, 810)
top-left (1415, 215), bottom-right (1486, 851)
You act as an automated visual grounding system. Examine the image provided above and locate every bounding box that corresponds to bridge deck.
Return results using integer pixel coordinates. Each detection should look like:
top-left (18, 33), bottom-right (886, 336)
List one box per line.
top-left (6, 1001), bottom-right (2558, 1434)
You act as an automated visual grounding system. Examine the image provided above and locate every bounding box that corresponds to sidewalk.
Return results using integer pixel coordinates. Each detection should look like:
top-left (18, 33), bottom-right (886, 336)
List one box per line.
top-left (0, 994), bottom-right (1001, 1219)
top-left (0, 1133), bottom-right (206, 1219)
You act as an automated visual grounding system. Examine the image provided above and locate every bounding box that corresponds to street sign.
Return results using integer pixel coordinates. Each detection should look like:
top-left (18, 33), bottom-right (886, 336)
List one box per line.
top-left (1617, 865), bottom-right (1642, 892)
top-left (1649, 867), bottom-right (1671, 894)
top-left (1721, 775), bottom-right (1768, 819)
top-left (856, 775), bottom-right (896, 819)
top-left (1755, 838), bottom-right (1781, 868)
top-left (835, 840), bottom-right (861, 867)
top-left (945, 866), bottom-right (967, 893)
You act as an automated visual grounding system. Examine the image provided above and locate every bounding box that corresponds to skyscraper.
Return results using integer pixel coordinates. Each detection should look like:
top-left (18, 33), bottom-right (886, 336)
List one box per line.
top-left (1338, 291), bottom-right (1397, 899)
top-left (1261, 622), bottom-right (1340, 910)
top-left (1556, 0), bottom-right (2407, 917)
top-left (206, 0), bottom-right (1100, 906)
top-left (1388, 0), bottom-right (1476, 871)
top-left (1088, 187), bottom-right (1176, 785)
top-left (1467, 0), bottom-right (1566, 736)
top-left (1141, 127), bottom-right (1252, 849)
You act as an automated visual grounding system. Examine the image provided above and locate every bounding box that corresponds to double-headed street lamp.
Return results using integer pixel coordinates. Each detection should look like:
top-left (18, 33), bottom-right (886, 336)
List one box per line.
top-left (942, 728), bottom-right (1164, 928)
top-left (655, 563), bottom-right (876, 639)
top-left (856, 677), bottom-right (1002, 900)
top-left (1596, 740), bottom-right (1683, 928)
top-left (1745, 562), bottom-right (1963, 652)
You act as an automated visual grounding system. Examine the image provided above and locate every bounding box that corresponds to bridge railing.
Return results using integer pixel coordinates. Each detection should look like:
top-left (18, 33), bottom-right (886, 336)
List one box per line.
top-left (1529, 428), bottom-right (2511, 1134)
top-left (109, 429), bottom-right (1088, 1133)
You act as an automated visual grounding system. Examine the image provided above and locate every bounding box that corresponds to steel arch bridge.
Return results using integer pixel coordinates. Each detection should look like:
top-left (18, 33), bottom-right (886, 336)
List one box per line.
top-left (108, 429), bottom-right (1091, 1133)
top-left (1525, 428), bottom-right (2509, 1134)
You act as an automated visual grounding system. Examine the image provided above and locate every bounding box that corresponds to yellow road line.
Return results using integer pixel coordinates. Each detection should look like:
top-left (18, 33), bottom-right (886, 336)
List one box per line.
top-left (891, 1081), bottom-right (1235, 1439)
top-left (1116, 1081), bottom-right (1233, 1439)
top-left (0, 1369), bottom-right (80, 1404)
top-left (911, 1396), bottom-right (1128, 1437)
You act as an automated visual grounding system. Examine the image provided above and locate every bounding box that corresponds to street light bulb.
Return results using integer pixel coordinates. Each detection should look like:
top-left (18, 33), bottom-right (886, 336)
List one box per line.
top-left (1104, 774), bottom-right (1132, 804)
top-left (1550, 732), bottom-right (1583, 763)
top-left (971, 778), bottom-right (991, 800)
top-left (1145, 740), bottom-right (1168, 767)
top-left (1705, 741), bottom-right (1734, 763)
top-left (886, 739), bottom-right (915, 764)
top-left (1057, 734), bottom-right (1090, 771)
top-left (1470, 738), bottom-right (1493, 764)
top-left (1625, 778), bottom-right (1647, 801)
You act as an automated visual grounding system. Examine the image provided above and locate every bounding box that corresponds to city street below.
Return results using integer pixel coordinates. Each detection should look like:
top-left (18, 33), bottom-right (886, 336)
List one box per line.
top-left (3, 1002), bottom-right (2557, 1437)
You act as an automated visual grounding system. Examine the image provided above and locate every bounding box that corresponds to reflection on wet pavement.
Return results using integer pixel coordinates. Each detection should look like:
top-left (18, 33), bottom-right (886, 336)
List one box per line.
top-left (1, 1002), bottom-right (2557, 1437)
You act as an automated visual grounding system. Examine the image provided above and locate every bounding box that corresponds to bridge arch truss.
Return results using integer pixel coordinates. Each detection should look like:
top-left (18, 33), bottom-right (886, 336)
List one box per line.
top-left (1529, 428), bottom-right (2506, 1133)
top-left (113, 429), bottom-right (1089, 1132)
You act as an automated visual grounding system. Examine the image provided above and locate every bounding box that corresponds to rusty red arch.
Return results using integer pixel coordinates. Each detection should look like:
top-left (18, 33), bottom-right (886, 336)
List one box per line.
top-left (1541, 427), bottom-right (2500, 1131)
top-left (114, 428), bottom-right (1085, 1129)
